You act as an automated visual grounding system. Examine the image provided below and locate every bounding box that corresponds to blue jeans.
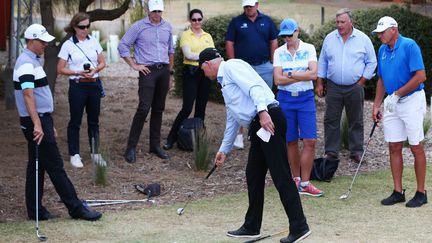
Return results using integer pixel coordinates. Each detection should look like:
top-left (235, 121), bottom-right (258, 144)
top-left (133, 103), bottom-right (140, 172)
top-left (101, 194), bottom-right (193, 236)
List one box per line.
top-left (251, 61), bottom-right (273, 89)
top-left (67, 80), bottom-right (101, 155)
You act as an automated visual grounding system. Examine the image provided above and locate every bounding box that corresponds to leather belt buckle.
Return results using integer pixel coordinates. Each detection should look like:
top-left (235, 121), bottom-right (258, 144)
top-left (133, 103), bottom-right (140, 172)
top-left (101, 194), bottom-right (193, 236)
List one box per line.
top-left (156, 63), bottom-right (164, 69)
top-left (291, 91), bottom-right (299, 97)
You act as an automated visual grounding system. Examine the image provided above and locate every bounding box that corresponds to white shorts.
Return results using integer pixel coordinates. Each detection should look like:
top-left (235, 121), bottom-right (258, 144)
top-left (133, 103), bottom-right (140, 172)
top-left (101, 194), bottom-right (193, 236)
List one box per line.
top-left (383, 89), bottom-right (426, 145)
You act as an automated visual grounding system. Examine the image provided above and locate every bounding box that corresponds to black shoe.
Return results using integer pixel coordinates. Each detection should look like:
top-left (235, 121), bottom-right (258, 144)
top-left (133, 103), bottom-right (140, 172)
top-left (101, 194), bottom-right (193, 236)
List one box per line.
top-left (150, 146), bottom-right (169, 159)
top-left (324, 151), bottom-right (338, 160)
top-left (280, 227), bottom-right (311, 243)
top-left (124, 147), bottom-right (136, 163)
top-left (226, 225), bottom-right (260, 238)
top-left (29, 211), bottom-right (60, 221)
top-left (406, 190), bottom-right (428, 208)
top-left (71, 206), bottom-right (102, 221)
top-left (162, 142), bottom-right (174, 150)
top-left (349, 154), bottom-right (361, 164)
top-left (381, 189), bottom-right (405, 205)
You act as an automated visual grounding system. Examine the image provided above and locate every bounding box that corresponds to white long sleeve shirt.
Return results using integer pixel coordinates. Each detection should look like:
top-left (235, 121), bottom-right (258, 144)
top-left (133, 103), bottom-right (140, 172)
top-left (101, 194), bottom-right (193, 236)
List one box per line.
top-left (217, 59), bottom-right (277, 154)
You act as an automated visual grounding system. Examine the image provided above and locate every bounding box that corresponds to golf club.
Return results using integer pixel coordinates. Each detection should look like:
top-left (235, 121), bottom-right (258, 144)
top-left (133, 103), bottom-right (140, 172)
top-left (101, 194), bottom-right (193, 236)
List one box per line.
top-left (243, 228), bottom-right (289, 243)
top-left (35, 144), bottom-right (47, 241)
top-left (177, 164), bottom-right (217, 216)
top-left (340, 120), bottom-right (379, 200)
top-left (83, 199), bottom-right (155, 207)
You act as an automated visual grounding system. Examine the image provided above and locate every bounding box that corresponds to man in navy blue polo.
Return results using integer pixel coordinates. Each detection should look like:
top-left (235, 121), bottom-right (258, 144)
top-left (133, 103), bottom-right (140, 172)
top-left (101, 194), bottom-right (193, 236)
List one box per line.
top-left (226, 0), bottom-right (278, 149)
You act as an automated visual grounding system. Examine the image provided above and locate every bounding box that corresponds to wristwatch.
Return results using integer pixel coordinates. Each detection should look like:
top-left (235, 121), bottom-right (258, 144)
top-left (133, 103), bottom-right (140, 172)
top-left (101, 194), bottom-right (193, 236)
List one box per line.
top-left (287, 71), bottom-right (292, 78)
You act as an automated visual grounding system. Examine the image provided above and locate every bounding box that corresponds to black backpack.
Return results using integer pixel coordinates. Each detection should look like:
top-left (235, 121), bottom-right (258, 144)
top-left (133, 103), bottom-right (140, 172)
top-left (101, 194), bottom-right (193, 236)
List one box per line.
top-left (310, 157), bottom-right (339, 182)
top-left (177, 118), bottom-right (204, 151)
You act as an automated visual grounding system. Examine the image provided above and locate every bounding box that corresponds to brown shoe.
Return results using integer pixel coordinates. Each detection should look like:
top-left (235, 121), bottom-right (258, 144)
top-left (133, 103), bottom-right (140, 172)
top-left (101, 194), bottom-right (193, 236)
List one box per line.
top-left (350, 154), bottom-right (361, 163)
top-left (324, 152), bottom-right (338, 160)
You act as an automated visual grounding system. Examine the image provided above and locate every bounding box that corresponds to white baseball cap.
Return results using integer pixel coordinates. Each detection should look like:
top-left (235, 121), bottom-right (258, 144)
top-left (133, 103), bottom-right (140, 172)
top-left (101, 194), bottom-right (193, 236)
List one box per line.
top-left (242, 0), bottom-right (258, 7)
top-left (149, 0), bottom-right (164, 12)
top-left (372, 16), bottom-right (398, 33)
top-left (24, 24), bottom-right (55, 42)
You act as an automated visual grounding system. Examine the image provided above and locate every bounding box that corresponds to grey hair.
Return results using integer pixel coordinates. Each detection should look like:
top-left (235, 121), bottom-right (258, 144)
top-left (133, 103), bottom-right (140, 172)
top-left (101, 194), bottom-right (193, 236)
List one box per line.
top-left (336, 8), bottom-right (353, 21)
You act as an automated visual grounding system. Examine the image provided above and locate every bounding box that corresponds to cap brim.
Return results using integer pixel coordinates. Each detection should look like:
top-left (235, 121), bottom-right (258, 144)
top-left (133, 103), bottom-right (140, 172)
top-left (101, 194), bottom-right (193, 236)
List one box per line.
top-left (279, 30), bottom-right (295, 36)
top-left (38, 33), bottom-right (55, 42)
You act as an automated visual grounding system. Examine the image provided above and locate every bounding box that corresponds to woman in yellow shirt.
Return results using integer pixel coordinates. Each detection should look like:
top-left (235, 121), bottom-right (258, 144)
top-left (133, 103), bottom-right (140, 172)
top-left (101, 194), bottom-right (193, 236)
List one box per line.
top-left (164, 9), bottom-right (214, 150)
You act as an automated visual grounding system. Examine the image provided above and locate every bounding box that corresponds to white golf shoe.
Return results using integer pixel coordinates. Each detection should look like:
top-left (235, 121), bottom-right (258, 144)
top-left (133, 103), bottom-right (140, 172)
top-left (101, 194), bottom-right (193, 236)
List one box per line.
top-left (70, 154), bottom-right (83, 168)
top-left (233, 134), bottom-right (244, 149)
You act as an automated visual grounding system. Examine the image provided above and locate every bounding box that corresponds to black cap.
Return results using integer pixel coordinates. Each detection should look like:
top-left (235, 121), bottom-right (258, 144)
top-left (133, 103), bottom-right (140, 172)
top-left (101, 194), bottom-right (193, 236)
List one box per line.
top-left (199, 48), bottom-right (222, 67)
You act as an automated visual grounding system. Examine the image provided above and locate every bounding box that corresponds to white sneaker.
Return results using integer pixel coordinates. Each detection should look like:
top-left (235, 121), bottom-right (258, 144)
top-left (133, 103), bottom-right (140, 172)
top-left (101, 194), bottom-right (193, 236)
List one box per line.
top-left (70, 154), bottom-right (83, 168)
top-left (233, 134), bottom-right (244, 149)
top-left (91, 154), bottom-right (107, 167)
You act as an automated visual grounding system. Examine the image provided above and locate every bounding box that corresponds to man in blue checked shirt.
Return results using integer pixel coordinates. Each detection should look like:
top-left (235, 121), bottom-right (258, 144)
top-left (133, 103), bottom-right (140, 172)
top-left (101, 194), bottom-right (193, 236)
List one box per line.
top-left (199, 48), bottom-right (311, 243)
top-left (316, 8), bottom-right (377, 164)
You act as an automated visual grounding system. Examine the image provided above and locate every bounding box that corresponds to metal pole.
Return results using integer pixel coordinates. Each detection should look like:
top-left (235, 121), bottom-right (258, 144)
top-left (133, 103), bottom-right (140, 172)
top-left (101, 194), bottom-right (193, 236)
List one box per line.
top-left (187, 2), bottom-right (190, 21)
top-left (321, 6), bottom-right (325, 25)
top-left (16, 0), bottom-right (20, 57)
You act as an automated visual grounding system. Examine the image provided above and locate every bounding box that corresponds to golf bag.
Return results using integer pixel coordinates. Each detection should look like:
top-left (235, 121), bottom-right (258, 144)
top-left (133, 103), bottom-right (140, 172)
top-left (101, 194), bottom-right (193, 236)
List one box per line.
top-left (310, 157), bottom-right (339, 182)
top-left (177, 118), bottom-right (204, 151)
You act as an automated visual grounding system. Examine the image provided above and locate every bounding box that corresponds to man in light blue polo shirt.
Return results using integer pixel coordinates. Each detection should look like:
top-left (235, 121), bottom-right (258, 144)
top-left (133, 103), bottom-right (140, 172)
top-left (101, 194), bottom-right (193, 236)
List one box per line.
top-left (372, 16), bottom-right (427, 208)
top-left (317, 8), bottom-right (377, 163)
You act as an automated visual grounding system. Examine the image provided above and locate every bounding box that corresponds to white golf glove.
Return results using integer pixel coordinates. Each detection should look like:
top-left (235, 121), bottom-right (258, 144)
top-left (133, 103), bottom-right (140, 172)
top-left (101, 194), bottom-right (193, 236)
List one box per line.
top-left (384, 93), bottom-right (400, 113)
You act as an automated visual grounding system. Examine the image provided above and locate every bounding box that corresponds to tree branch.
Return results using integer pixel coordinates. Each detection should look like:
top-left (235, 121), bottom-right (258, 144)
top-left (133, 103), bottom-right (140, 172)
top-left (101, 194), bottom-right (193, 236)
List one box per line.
top-left (87, 0), bottom-right (131, 22)
top-left (79, 0), bottom-right (94, 12)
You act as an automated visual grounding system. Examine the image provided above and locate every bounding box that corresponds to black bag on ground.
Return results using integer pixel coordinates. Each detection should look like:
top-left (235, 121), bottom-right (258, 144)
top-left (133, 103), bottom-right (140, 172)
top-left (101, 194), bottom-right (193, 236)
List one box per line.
top-left (177, 118), bottom-right (204, 151)
top-left (310, 157), bottom-right (340, 182)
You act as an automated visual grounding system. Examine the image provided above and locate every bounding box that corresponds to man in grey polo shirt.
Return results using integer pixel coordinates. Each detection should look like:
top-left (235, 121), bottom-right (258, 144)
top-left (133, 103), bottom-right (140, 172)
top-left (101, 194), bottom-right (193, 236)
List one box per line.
top-left (14, 24), bottom-right (101, 221)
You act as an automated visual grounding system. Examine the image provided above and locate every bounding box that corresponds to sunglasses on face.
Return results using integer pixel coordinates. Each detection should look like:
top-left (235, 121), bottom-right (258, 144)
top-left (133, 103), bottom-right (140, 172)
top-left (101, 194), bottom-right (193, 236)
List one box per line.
top-left (76, 24), bottom-right (90, 30)
top-left (281, 34), bottom-right (294, 38)
top-left (191, 18), bottom-right (202, 22)
top-left (152, 10), bottom-right (162, 13)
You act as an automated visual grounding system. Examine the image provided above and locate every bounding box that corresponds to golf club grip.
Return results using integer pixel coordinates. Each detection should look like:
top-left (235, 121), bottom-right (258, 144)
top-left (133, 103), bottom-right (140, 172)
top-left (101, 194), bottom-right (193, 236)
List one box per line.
top-left (205, 165), bottom-right (217, 179)
top-left (369, 121), bottom-right (378, 138)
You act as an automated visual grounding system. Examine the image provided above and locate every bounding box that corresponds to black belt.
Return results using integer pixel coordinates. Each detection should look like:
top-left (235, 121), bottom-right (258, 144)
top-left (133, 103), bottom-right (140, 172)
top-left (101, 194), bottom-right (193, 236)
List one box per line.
top-left (147, 63), bottom-right (168, 70)
top-left (38, 112), bottom-right (51, 117)
top-left (267, 103), bottom-right (279, 110)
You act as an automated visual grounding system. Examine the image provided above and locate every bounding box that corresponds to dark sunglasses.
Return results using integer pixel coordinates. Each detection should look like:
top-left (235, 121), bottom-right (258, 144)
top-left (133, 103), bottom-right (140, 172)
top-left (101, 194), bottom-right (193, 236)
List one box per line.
top-left (191, 18), bottom-right (202, 22)
top-left (76, 24), bottom-right (90, 30)
top-left (152, 10), bottom-right (162, 13)
top-left (281, 34), bottom-right (294, 38)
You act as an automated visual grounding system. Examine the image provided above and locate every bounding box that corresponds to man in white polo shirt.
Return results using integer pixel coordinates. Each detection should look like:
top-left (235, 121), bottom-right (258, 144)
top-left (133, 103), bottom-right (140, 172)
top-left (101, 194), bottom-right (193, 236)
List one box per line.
top-left (372, 16), bottom-right (427, 207)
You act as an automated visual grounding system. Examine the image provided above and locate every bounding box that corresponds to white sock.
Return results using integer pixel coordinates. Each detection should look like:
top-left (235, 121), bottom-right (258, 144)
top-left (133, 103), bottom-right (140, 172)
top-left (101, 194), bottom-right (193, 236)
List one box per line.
top-left (300, 181), bottom-right (310, 187)
top-left (293, 177), bottom-right (301, 181)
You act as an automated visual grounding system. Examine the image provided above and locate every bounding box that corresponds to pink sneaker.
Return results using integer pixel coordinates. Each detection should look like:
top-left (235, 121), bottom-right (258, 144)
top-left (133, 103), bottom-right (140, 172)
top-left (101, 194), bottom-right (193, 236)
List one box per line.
top-left (293, 177), bottom-right (300, 189)
top-left (299, 183), bottom-right (324, 197)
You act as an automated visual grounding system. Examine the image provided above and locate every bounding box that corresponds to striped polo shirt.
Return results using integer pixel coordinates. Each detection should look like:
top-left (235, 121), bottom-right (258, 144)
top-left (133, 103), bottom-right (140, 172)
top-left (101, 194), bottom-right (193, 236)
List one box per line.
top-left (13, 48), bottom-right (53, 117)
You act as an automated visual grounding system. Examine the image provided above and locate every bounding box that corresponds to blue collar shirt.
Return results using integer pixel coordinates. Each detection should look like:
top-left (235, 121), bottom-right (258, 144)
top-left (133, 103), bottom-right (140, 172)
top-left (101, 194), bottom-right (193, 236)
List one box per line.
top-left (216, 59), bottom-right (277, 154)
top-left (317, 28), bottom-right (377, 85)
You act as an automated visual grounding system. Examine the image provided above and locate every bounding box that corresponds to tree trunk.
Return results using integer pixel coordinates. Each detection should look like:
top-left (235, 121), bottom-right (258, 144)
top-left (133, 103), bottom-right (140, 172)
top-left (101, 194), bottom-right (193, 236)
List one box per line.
top-left (40, 0), bottom-right (58, 94)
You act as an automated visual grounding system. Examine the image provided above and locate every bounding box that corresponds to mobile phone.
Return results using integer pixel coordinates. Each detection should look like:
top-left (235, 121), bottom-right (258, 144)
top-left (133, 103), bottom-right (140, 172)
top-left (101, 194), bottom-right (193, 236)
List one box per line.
top-left (83, 63), bottom-right (91, 72)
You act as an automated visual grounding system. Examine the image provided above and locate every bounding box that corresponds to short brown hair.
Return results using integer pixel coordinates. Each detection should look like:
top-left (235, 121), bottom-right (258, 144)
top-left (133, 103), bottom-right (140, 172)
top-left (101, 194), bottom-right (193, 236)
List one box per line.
top-left (64, 12), bottom-right (90, 34)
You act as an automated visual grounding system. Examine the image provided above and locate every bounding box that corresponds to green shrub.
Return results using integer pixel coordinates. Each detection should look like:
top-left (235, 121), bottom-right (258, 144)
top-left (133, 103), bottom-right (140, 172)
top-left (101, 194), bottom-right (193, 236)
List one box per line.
top-left (173, 14), bottom-right (311, 103)
top-left (310, 5), bottom-right (432, 101)
top-left (192, 128), bottom-right (212, 171)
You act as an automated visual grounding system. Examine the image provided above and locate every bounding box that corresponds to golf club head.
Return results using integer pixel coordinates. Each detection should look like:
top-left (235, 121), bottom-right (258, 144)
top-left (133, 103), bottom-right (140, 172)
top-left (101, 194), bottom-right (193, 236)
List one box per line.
top-left (37, 232), bottom-right (47, 241)
top-left (340, 190), bottom-right (351, 200)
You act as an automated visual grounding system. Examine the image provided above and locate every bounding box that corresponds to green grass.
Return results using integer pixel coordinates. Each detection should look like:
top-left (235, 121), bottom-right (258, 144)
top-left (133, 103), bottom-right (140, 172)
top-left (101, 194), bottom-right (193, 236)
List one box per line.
top-left (1, 166), bottom-right (431, 242)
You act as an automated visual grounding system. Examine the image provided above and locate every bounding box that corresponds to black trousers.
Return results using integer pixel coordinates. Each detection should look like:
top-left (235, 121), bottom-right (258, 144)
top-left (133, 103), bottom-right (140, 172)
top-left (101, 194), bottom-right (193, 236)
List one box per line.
top-left (127, 66), bottom-right (170, 149)
top-left (166, 64), bottom-right (210, 143)
top-left (244, 107), bottom-right (308, 234)
top-left (20, 115), bottom-right (83, 219)
top-left (67, 80), bottom-right (101, 155)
